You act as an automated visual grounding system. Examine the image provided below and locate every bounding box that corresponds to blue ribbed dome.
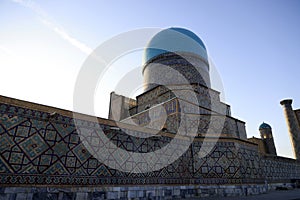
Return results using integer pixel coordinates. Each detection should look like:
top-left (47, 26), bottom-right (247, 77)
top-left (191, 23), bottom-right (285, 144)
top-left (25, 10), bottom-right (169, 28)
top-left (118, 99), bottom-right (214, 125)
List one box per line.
top-left (259, 122), bottom-right (272, 130)
top-left (143, 27), bottom-right (208, 64)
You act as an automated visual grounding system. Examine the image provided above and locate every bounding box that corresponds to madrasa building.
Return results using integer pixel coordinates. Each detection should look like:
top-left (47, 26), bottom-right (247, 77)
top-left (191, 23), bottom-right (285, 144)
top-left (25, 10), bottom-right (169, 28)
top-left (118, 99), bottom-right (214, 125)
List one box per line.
top-left (0, 27), bottom-right (300, 199)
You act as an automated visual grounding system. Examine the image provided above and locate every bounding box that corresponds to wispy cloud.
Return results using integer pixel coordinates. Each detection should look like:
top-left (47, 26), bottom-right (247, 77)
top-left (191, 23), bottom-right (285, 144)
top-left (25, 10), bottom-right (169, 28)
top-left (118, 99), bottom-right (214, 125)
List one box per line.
top-left (40, 19), bottom-right (93, 55)
top-left (53, 27), bottom-right (92, 55)
top-left (11, 0), bottom-right (92, 55)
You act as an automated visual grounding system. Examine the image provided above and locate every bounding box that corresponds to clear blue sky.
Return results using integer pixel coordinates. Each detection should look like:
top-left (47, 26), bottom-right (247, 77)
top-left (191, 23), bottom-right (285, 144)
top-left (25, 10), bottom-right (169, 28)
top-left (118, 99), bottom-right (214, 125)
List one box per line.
top-left (1, 0), bottom-right (300, 158)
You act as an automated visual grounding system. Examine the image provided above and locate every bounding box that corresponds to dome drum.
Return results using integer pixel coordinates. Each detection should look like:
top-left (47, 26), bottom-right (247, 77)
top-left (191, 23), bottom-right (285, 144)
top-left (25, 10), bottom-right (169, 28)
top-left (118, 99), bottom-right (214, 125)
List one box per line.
top-left (143, 52), bottom-right (211, 92)
top-left (142, 27), bottom-right (210, 92)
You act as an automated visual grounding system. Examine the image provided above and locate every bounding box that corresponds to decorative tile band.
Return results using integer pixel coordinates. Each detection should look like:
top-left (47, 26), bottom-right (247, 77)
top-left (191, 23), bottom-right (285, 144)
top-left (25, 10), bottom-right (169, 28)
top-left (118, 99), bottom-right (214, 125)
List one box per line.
top-left (0, 100), bottom-right (300, 187)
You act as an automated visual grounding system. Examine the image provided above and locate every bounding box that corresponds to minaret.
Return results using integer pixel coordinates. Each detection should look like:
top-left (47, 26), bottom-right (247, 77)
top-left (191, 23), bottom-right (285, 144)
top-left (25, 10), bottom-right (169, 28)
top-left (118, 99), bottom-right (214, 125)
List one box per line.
top-left (280, 99), bottom-right (300, 160)
top-left (259, 122), bottom-right (277, 156)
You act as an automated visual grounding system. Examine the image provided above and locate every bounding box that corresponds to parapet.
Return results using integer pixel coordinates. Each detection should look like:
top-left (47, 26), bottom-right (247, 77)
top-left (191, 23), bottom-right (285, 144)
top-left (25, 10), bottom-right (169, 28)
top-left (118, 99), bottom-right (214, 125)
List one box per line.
top-left (280, 99), bottom-right (293, 106)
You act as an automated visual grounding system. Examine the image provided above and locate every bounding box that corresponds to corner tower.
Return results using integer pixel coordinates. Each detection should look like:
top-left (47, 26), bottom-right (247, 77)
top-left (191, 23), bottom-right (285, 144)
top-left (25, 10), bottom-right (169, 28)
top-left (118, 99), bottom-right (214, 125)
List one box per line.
top-left (259, 122), bottom-right (277, 156)
top-left (280, 99), bottom-right (300, 160)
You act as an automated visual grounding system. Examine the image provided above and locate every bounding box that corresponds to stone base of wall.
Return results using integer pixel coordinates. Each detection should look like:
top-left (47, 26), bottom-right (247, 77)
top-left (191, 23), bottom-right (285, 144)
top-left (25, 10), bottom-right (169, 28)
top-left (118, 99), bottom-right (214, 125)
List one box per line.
top-left (0, 183), bottom-right (293, 200)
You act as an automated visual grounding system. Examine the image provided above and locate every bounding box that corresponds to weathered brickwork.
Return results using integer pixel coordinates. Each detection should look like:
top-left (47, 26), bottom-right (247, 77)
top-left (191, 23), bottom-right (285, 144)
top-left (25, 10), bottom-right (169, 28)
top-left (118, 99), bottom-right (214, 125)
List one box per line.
top-left (296, 110), bottom-right (300, 124)
top-left (280, 100), bottom-right (300, 160)
top-left (133, 84), bottom-right (222, 116)
top-left (0, 184), bottom-right (284, 200)
top-left (122, 98), bottom-right (246, 140)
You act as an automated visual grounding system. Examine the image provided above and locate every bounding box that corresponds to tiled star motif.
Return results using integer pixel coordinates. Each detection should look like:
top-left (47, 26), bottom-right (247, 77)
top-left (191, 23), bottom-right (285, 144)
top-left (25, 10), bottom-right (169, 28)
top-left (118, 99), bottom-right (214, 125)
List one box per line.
top-left (20, 133), bottom-right (49, 160)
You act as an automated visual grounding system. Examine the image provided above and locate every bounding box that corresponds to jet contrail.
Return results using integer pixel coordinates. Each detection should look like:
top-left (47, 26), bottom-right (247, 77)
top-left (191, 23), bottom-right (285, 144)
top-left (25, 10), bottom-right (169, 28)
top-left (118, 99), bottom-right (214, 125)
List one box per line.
top-left (11, 0), bottom-right (92, 55)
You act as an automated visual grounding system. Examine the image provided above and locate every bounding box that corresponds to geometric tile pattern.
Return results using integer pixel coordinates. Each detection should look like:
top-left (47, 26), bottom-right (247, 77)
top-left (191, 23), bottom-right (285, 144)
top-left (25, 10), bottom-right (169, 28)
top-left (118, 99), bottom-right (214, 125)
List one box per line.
top-left (1, 102), bottom-right (300, 186)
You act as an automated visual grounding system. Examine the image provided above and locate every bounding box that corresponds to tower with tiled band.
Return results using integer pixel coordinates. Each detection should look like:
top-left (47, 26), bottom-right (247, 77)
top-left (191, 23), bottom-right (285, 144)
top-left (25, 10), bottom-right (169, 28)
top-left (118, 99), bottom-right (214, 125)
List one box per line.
top-left (259, 122), bottom-right (277, 156)
top-left (280, 99), bottom-right (300, 160)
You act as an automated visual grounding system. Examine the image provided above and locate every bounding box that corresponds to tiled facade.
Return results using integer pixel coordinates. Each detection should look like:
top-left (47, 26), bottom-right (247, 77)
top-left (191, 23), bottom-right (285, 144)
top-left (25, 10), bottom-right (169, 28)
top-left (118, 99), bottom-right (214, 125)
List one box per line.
top-left (143, 53), bottom-right (210, 92)
top-left (1, 95), bottom-right (300, 189)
